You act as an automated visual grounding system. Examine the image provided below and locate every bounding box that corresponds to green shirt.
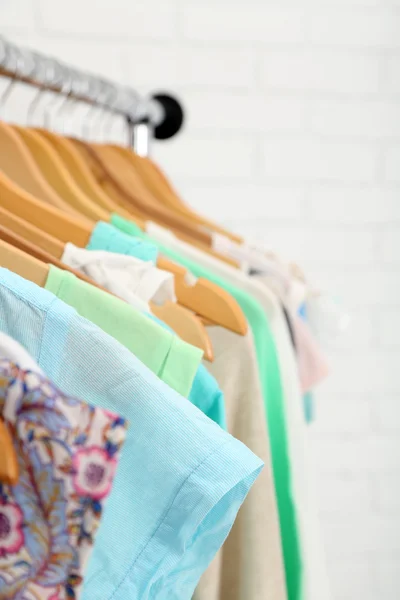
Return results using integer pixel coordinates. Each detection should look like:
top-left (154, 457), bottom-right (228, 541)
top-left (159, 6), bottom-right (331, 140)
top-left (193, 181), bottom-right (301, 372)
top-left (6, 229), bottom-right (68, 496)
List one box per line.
top-left (111, 213), bottom-right (301, 600)
top-left (45, 265), bottom-right (203, 398)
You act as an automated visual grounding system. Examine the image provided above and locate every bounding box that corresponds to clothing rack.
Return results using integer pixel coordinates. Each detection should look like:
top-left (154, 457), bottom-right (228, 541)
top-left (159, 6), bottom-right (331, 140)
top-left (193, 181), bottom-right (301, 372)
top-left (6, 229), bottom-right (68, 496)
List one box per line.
top-left (0, 36), bottom-right (185, 156)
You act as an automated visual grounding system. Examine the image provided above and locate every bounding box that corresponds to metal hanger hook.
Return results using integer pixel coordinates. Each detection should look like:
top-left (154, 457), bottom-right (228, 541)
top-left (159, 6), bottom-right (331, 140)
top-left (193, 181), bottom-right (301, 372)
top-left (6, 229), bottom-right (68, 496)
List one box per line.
top-left (83, 78), bottom-right (115, 141)
top-left (40, 59), bottom-right (71, 130)
top-left (26, 53), bottom-right (56, 125)
top-left (0, 42), bottom-right (24, 119)
top-left (96, 82), bottom-right (119, 141)
top-left (53, 65), bottom-right (81, 134)
top-left (81, 77), bottom-right (105, 140)
top-left (65, 70), bottom-right (92, 136)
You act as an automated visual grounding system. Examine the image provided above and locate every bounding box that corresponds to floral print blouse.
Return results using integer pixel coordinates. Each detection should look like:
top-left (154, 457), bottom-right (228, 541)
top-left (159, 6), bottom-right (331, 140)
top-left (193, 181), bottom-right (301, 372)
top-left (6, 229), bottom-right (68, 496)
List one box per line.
top-left (0, 359), bottom-right (127, 599)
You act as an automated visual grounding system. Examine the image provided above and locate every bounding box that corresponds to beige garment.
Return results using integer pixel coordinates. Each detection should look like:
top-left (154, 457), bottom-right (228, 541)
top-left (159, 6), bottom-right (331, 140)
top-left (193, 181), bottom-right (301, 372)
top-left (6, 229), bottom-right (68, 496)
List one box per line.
top-left (194, 326), bottom-right (287, 600)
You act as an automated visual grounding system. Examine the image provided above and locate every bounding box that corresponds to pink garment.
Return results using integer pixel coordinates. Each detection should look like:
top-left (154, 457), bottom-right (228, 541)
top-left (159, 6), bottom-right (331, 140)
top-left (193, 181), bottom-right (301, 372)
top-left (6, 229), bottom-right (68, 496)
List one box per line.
top-left (292, 314), bottom-right (330, 394)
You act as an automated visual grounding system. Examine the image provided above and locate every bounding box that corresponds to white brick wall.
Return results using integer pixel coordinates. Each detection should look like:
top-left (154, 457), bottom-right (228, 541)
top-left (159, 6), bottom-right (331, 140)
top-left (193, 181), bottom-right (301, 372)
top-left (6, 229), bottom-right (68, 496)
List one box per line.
top-left (1, 0), bottom-right (399, 598)
top-left (182, 4), bottom-right (308, 44)
top-left (260, 49), bottom-right (383, 94)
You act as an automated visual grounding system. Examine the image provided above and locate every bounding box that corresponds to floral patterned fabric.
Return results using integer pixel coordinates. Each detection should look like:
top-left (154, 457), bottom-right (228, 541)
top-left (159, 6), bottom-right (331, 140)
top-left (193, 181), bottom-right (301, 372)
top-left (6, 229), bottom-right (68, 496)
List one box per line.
top-left (0, 359), bottom-right (127, 599)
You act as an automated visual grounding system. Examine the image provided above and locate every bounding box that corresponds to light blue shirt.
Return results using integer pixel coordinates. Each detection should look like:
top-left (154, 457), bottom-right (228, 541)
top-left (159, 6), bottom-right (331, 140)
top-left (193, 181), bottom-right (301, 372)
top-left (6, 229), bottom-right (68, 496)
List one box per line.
top-left (0, 269), bottom-right (262, 600)
top-left (189, 364), bottom-right (227, 429)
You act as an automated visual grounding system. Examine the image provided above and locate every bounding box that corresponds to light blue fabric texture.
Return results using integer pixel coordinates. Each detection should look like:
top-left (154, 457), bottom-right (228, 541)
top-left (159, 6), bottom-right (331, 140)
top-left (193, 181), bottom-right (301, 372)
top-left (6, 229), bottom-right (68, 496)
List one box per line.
top-left (0, 268), bottom-right (262, 600)
top-left (303, 393), bottom-right (314, 424)
top-left (298, 302), bottom-right (314, 424)
top-left (189, 364), bottom-right (227, 430)
top-left (148, 313), bottom-right (227, 430)
top-left (88, 221), bottom-right (159, 263)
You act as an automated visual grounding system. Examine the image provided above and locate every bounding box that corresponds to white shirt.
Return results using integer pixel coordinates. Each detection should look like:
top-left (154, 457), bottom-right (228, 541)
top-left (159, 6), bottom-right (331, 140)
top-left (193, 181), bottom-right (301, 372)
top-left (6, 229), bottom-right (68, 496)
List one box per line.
top-left (62, 243), bottom-right (176, 312)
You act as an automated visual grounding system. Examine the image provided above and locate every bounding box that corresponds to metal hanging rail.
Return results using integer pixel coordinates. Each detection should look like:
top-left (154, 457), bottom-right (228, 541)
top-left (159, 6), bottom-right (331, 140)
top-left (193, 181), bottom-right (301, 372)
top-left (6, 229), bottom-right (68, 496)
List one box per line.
top-left (0, 36), bottom-right (184, 155)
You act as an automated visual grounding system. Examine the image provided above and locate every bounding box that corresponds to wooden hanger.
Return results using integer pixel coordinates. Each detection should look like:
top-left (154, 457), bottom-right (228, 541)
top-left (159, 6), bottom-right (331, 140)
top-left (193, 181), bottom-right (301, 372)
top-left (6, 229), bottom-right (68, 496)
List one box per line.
top-left (0, 237), bottom-right (52, 486)
top-left (0, 224), bottom-right (70, 273)
top-left (74, 140), bottom-right (214, 245)
top-left (0, 143), bottom-right (246, 336)
top-left (93, 143), bottom-right (239, 266)
top-left (157, 256), bottom-right (248, 335)
top-left (70, 138), bottom-right (158, 217)
top-left (0, 221), bottom-right (214, 358)
top-left (88, 144), bottom-right (157, 206)
top-left (12, 126), bottom-right (107, 223)
top-left (112, 145), bottom-right (243, 243)
top-left (32, 128), bottom-right (136, 221)
top-left (151, 301), bottom-right (213, 361)
top-left (67, 138), bottom-right (149, 226)
top-left (0, 237), bottom-right (47, 484)
top-left (0, 121), bottom-right (77, 215)
top-left (60, 143), bottom-right (245, 332)
top-left (0, 420), bottom-right (18, 484)
top-left (98, 144), bottom-right (239, 260)
top-left (0, 237), bottom-right (49, 287)
top-left (72, 139), bottom-right (239, 267)
top-left (143, 157), bottom-right (243, 243)
top-left (0, 169), bottom-right (92, 247)
top-left (0, 132), bottom-right (245, 335)
top-left (0, 206), bottom-right (65, 258)
top-left (0, 223), bottom-right (123, 291)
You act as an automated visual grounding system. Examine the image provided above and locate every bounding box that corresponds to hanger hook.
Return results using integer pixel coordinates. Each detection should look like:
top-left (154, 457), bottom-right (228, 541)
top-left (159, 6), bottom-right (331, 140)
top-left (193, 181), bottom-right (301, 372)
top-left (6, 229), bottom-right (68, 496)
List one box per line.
top-left (82, 78), bottom-right (107, 141)
top-left (27, 53), bottom-right (55, 125)
top-left (53, 65), bottom-right (80, 134)
top-left (96, 82), bottom-right (118, 141)
top-left (0, 43), bottom-right (37, 122)
top-left (109, 85), bottom-right (131, 142)
top-left (67, 70), bottom-right (91, 137)
top-left (40, 58), bottom-right (68, 130)
top-left (0, 41), bottom-right (22, 119)
top-left (122, 88), bottom-right (142, 147)
top-left (92, 79), bottom-right (114, 142)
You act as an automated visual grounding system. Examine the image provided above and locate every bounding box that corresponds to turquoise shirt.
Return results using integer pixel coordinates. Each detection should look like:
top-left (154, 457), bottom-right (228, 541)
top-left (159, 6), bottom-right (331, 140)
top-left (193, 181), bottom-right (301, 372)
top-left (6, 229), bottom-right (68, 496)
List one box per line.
top-left (149, 313), bottom-right (227, 430)
top-left (87, 220), bottom-right (158, 263)
top-left (190, 364), bottom-right (227, 429)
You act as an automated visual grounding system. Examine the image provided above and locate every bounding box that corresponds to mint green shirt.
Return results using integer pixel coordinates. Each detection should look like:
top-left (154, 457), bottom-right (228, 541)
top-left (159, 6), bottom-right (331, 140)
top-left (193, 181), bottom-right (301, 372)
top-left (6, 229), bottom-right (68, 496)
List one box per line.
top-left (111, 214), bottom-right (301, 600)
top-left (45, 265), bottom-right (203, 398)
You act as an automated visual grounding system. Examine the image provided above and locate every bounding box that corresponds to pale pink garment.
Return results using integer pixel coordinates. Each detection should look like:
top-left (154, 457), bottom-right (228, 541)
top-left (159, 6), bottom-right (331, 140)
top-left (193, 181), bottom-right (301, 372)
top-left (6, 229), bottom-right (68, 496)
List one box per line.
top-left (292, 314), bottom-right (330, 393)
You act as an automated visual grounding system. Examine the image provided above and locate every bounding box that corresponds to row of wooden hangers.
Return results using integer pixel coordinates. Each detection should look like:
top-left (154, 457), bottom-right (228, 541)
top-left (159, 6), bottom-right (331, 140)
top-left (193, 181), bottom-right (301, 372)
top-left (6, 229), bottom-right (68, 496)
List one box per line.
top-left (0, 92), bottom-right (251, 330)
top-left (0, 119), bottom-right (249, 341)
